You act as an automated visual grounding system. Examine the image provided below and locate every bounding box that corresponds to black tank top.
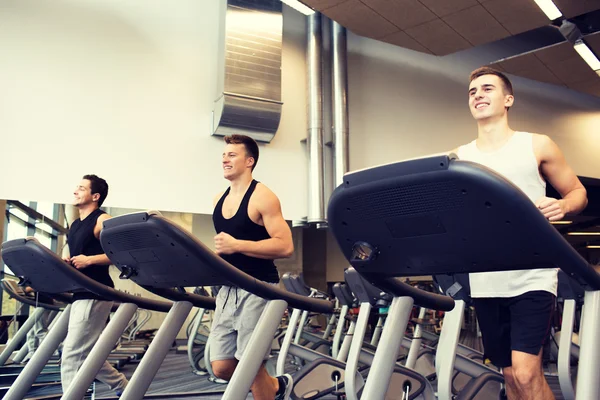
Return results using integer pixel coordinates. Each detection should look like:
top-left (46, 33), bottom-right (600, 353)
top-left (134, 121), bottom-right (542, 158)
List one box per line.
top-left (212, 180), bottom-right (279, 283)
top-left (67, 208), bottom-right (114, 300)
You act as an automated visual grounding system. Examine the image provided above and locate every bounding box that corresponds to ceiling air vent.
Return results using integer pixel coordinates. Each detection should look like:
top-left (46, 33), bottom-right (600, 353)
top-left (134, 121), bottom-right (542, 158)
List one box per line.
top-left (213, 0), bottom-right (283, 143)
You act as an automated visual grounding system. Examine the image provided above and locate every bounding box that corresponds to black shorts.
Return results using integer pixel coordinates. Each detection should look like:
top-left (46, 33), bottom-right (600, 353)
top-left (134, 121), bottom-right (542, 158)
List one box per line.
top-left (473, 291), bottom-right (555, 368)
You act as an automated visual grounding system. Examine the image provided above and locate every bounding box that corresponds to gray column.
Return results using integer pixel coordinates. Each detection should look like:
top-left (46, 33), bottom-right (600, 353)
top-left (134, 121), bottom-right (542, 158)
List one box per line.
top-left (307, 12), bottom-right (325, 224)
top-left (62, 303), bottom-right (138, 400)
top-left (575, 290), bottom-right (600, 399)
top-left (121, 301), bottom-right (193, 400)
top-left (557, 299), bottom-right (576, 400)
top-left (331, 20), bottom-right (349, 188)
top-left (4, 305), bottom-right (71, 400)
top-left (359, 296), bottom-right (413, 400)
top-left (0, 306), bottom-right (46, 365)
top-left (222, 300), bottom-right (287, 400)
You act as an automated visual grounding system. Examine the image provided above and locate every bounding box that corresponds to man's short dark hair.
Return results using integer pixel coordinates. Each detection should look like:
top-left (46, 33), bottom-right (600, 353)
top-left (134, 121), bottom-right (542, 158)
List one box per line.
top-left (83, 174), bottom-right (109, 207)
top-left (469, 66), bottom-right (514, 96)
top-left (224, 134), bottom-right (259, 171)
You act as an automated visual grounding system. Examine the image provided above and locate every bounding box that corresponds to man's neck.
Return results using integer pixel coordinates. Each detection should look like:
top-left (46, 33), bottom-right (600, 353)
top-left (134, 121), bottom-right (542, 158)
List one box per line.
top-left (476, 116), bottom-right (514, 152)
top-left (78, 204), bottom-right (98, 221)
top-left (228, 174), bottom-right (253, 197)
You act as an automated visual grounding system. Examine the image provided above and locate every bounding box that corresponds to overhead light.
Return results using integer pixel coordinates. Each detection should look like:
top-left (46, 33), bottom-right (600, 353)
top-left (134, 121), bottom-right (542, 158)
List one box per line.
top-left (281, 0), bottom-right (315, 15)
top-left (567, 232), bottom-right (600, 236)
top-left (574, 41), bottom-right (600, 72)
top-left (587, 245), bottom-right (600, 249)
top-left (533, 0), bottom-right (563, 20)
top-left (551, 220), bottom-right (573, 225)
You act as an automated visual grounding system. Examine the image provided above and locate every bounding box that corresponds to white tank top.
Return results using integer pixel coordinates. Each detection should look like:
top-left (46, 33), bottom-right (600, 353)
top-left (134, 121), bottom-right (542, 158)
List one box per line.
top-left (457, 131), bottom-right (558, 298)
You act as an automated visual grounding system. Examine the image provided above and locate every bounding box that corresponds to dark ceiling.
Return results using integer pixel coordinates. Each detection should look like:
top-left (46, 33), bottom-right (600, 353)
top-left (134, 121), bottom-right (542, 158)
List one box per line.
top-left (301, 0), bottom-right (600, 97)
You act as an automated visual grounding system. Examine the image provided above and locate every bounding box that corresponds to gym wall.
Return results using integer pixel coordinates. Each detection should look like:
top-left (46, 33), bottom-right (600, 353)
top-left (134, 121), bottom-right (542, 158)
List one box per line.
top-left (345, 33), bottom-right (600, 177)
top-left (1, 1), bottom-right (599, 284)
top-left (0, 0), bottom-right (308, 220)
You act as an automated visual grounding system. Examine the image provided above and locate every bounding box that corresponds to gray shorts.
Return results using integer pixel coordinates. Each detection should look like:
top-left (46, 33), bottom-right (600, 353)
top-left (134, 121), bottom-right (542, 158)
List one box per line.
top-left (209, 286), bottom-right (270, 361)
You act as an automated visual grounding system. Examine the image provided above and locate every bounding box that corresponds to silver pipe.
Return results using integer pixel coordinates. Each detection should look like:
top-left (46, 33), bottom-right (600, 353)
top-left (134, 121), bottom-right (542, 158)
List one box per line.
top-left (307, 12), bottom-right (325, 223)
top-left (331, 21), bottom-right (349, 188)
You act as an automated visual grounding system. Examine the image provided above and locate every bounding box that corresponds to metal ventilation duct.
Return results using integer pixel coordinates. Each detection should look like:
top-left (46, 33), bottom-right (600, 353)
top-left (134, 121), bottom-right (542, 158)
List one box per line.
top-left (213, 0), bottom-right (283, 143)
top-left (307, 13), bottom-right (325, 224)
top-left (331, 20), bottom-right (349, 188)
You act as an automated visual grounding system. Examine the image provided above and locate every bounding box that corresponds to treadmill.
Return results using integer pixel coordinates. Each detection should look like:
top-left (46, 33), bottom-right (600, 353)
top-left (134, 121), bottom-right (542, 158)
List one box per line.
top-left (0, 238), bottom-right (179, 400)
top-left (98, 210), bottom-right (335, 400)
top-left (327, 154), bottom-right (600, 400)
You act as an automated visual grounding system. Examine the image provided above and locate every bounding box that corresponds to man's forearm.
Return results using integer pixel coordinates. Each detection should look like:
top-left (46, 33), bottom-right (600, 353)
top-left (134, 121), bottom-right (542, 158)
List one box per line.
top-left (562, 187), bottom-right (588, 215)
top-left (236, 238), bottom-right (293, 259)
top-left (89, 254), bottom-right (112, 266)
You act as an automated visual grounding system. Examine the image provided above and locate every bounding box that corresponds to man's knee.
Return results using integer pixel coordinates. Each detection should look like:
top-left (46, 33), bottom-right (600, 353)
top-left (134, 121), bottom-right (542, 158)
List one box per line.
top-left (512, 364), bottom-right (540, 389)
top-left (211, 359), bottom-right (237, 381)
top-left (510, 353), bottom-right (544, 392)
top-left (502, 367), bottom-right (516, 387)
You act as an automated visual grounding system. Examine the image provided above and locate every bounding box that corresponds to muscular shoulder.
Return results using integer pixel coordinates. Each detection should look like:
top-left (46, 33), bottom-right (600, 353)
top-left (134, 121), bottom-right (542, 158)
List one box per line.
top-left (531, 133), bottom-right (551, 147)
top-left (531, 133), bottom-right (557, 161)
top-left (252, 183), bottom-right (281, 210)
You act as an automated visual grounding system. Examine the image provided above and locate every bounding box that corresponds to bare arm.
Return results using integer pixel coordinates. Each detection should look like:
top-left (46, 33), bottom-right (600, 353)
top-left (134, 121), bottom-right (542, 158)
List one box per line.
top-left (214, 186), bottom-right (294, 259)
top-left (535, 134), bottom-right (587, 219)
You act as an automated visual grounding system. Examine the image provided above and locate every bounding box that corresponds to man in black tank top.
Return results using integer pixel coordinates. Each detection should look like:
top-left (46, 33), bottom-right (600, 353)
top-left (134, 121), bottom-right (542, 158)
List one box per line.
top-left (211, 134), bottom-right (294, 400)
top-left (61, 175), bottom-right (128, 395)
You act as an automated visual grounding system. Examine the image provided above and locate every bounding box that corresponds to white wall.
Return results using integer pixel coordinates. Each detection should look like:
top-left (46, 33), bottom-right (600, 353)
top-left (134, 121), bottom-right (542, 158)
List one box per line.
top-left (346, 33), bottom-right (600, 177)
top-left (0, 0), bottom-right (308, 220)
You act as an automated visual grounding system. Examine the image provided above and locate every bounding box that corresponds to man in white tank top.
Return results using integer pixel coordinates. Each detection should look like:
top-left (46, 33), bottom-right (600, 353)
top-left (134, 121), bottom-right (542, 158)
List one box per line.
top-left (450, 67), bottom-right (588, 400)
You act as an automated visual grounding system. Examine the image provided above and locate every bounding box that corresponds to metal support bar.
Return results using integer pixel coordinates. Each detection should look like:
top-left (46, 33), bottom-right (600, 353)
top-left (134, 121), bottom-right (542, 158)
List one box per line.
top-left (277, 308), bottom-right (302, 376)
top-left (575, 290), bottom-right (600, 399)
top-left (370, 315), bottom-right (384, 346)
top-left (332, 305), bottom-right (348, 359)
top-left (121, 301), bottom-right (193, 400)
top-left (222, 300), bottom-right (288, 400)
top-left (323, 313), bottom-right (336, 339)
top-left (436, 300), bottom-right (465, 400)
top-left (345, 303), bottom-right (371, 400)
top-left (13, 309), bottom-right (59, 364)
top-left (558, 299), bottom-right (576, 400)
top-left (360, 296), bottom-right (414, 400)
top-left (63, 303), bottom-right (138, 400)
top-left (187, 307), bottom-right (206, 374)
top-left (0, 306), bottom-right (46, 365)
top-left (338, 320), bottom-right (355, 362)
top-left (406, 307), bottom-right (427, 370)
top-left (4, 305), bottom-right (71, 400)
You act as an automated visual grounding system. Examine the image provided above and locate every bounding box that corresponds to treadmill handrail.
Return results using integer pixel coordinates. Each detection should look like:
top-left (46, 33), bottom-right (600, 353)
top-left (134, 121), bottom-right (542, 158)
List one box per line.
top-left (1, 279), bottom-right (64, 312)
top-left (344, 267), bottom-right (390, 306)
top-left (101, 213), bottom-right (334, 314)
top-left (2, 238), bottom-right (173, 312)
top-left (48, 292), bottom-right (75, 304)
top-left (142, 286), bottom-right (216, 309)
top-left (281, 273), bottom-right (310, 296)
top-left (332, 283), bottom-right (355, 307)
top-left (367, 275), bottom-right (455, 312)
